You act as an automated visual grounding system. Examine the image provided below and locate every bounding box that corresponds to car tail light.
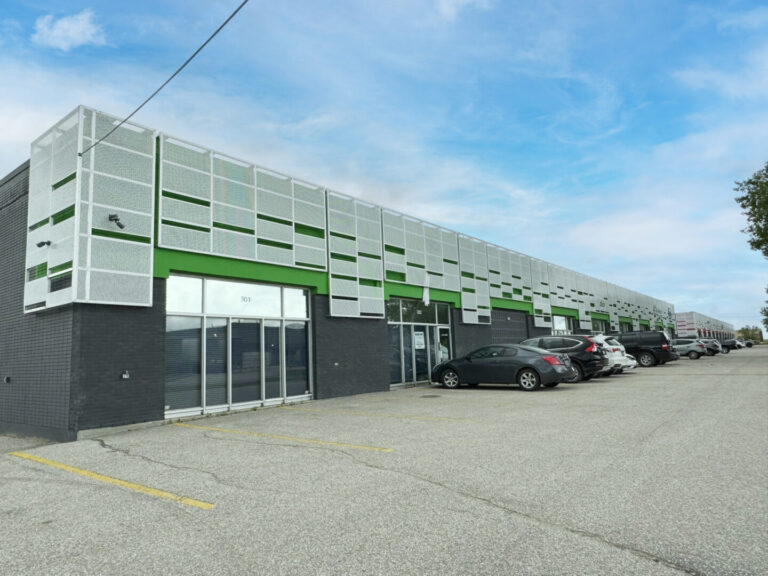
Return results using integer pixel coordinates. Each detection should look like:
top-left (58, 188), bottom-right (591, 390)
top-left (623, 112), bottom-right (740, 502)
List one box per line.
top-left (662, 344), bottom-right (669, 350)
top-left (542, 356), bottom-right (562, 365)
top-left (584, 337), bottom-right (597, 353)
top-left (698, 344), bottom-right (705, 349)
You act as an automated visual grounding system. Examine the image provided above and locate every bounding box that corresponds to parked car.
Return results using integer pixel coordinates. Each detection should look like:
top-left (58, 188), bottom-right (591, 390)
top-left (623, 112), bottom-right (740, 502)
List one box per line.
top-left (745, 340), bottom-right (754, 348)
top-left (590, 334), bottom-right (626, 375)
top-left (603, 336), bottom-right (637, 372)
top-left (698, 338), bottom-right (722, 356)
top-left (721, 339), bottom-right (738, 353)
top-left (519, 335), bottom-right (607, 382)
top-left (613, 331), bottom-right (674, 367)
top-left (671, 338), bottom-right (708, 360)
top-left (735, 339), bottom-right (746, 349)
top-left (623, 353), bottom-right (638, 370)
top-left (431, 344), bottom-right (576, 391)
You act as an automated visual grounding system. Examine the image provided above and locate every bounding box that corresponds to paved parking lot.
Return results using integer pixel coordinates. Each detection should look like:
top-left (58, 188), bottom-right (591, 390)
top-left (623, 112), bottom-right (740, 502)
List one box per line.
top-left (2, 347), bottom-right (766, 575)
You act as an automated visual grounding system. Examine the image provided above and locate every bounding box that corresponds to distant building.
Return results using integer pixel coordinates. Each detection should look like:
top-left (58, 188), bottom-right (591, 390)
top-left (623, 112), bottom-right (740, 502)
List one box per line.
top-left (675, 312), bottom-right (734, 341)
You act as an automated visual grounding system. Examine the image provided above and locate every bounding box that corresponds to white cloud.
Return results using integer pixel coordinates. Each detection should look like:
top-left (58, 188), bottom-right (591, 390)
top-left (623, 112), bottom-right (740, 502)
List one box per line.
top-left (435, 0), bottom-right (491, 22)
top-left (674, 44), bottom-right (768, 100)
top-left (31, 9), bottom-right (106, 52)
top-left (718, 7), bottom-right (768, 30)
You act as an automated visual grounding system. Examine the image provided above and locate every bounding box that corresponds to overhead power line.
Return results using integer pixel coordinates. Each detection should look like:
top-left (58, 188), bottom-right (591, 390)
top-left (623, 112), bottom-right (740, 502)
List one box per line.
top-left (79, 0), bottom-right (250, 158)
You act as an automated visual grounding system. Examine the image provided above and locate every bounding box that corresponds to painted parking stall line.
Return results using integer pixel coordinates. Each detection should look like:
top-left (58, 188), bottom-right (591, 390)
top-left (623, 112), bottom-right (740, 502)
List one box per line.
top-left (10, 451), bottom-right (215, 510)
top-left (280, 405), bottom-right (476, 423)
top-left (174, 422), bottom-right (394, 453)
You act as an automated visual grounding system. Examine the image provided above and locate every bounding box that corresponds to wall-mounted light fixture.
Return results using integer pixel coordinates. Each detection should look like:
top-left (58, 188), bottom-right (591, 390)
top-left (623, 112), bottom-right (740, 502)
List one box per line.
top-left (108, 214), bottom-right (126, 230)
top-left (36, 240), bottom-right (51, 248)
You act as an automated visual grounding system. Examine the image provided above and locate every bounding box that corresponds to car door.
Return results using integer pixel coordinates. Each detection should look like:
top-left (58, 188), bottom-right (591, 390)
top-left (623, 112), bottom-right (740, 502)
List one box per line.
top-left (460, 346), bottom-right (508, 383)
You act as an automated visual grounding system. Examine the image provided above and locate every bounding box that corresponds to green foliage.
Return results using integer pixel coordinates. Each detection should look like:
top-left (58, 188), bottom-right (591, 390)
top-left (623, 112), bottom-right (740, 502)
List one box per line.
top-left (763, 286), bottom-right (768, 333)
top-left (735, 161), bottom-right (768, 258)
top-left (738, 325), bottom-right (763, 342)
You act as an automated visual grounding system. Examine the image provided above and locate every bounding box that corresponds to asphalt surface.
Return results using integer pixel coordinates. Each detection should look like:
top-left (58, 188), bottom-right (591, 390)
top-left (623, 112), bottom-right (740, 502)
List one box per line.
top-left (1, 346), bottom-right (766, 575)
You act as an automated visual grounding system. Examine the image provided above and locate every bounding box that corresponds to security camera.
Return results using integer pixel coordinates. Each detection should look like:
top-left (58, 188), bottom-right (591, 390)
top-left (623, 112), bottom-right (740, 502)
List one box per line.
top-left (108, 214), bottom-right (126, 229)
top-left (36, 240), bottom-right (51, 248)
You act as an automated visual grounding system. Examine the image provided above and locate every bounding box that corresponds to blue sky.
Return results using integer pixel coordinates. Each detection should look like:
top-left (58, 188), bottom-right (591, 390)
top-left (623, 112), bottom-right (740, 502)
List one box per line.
top-left (1, 0), bottom-right (766, 330)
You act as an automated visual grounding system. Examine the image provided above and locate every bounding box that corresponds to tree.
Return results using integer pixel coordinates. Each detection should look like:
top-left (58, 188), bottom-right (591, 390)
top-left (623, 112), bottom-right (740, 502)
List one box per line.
top-left (762, 287), bottom-right (768, 333)
top-left (735, 161), bottom-right (768, 258)
top-left (738, 325), bottom-right (763, 342)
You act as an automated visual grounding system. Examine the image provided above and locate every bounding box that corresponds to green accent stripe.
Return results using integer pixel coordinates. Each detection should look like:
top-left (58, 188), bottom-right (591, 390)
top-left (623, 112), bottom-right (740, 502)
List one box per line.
top-left (406, 262), bottom-right (425, 269)
top-left (591, 311), bottom-right (610, 321)
top-left (162, 220), bottom-right (210, 234)
top-left (52, 173), bottom-right (76, 190)
top-left (294, 223), bottom-right (325, 239)
top-left (331, 274), bottom-right (357, 282)
top-left (551, 306), bottom-right (579, 319)
top-left (330, 231), bottom-right (356, 241)
top-left (443, 259), bottom-right (458, 265)
top-left (257, 238), bottom-right (293, 251)
top-left (618, 316), bottom-right (634, 324)
top-left (513, 288), bottom-right (522, 295)
top-left (48, 260), bottom-right (73, 275)
top-left (330, 253), bottom-right (357, 263)
top-left (358, 278), bottom-right (382, 287)
top-left (461, 271), bottom-right (475, 279)
top-left (258, 214), bottom-right (292, 227)
top-left (384, 245), bottom-right (405, 255)
top-left (29, 218), bottom-right (49, 232)
top-left (386, 270), bottom-right (406, 282)
top-left (48, 270), bottom-right (72, 282)
top-left (462, 287), bottom-right (476, 294)
top-left (162, 191), bottom-right (210, 207)
top-left (358, 252), bottom-right (381, 260)
top-left (51, 205), bottom-right (75, 225)
top-left (27, 263), bottom-right (47, 282)
top-left (213, 222), bottom-right (255, 235)
top-left (154, 247), bottom-right (328, 294)
top-left (490, 297), bottom-right (533, 314)
top-left (92, 228), bottom-right (152, 244)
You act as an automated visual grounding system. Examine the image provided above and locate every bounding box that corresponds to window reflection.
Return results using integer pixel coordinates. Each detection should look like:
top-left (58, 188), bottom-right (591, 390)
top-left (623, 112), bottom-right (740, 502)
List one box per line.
top-left (166, 276), bottom-right (202, 314)
top-left (232, 320), bottom-right (261, 403)
top-left (165, 316), bottom-right (201, 410)
top-left (283, 288), bottom-right (308, 319)
top-left (205, 279), bottom-right (281, 317)
top-left (206, 318), bottom-right (228, 406)
top-left (285, 322), bottom-right (308, 396)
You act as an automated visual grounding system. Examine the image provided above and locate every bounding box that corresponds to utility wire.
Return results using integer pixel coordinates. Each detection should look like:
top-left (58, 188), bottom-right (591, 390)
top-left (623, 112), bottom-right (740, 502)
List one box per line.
top-left (79, 0), bottom-right (250, 157)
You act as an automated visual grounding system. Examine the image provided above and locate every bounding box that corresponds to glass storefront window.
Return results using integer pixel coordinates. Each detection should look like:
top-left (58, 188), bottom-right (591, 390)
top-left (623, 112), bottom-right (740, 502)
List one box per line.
top-left (165, 316), bottom-right (202, 410)
top-left (264, 320), bottom-right (281, 399)
top-left (231, 320), bottom-right (261, 403)
top-left (167, 276), bottom-right (202, 314)
top-left (437, 303), bottom-right (450, 325)
top-left (285, 322), bottom-right (309, 396)
top-left (205, 279), bottom-right (281, 317)
top-left (389, 325), bottom-right (402, 384)
top-left (386, 299), bottom-right (401, 322)
top-left (206, 318), bottom-right (228, 406)
top-left (401, 300), bottom-right (435, 324)
top-left (283, 288), bottom-right (308, 319)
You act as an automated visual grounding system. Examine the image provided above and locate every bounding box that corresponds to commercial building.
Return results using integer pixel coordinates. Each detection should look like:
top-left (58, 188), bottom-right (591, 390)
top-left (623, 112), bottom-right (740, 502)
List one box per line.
top-left (0, 106), bottom-right (677, 440)
top-left (675, 312), bottom-right (734, 341)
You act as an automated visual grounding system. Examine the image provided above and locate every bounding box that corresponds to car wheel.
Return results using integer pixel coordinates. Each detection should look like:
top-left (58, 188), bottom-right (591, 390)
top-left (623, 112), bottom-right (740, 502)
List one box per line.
top-left (616, 368), bottom-right (624, 374)
top-left (688, 351), bottom-right (700, 360)
top-left (638, 352), bottom-right (656, 367)
top-left (568, 363), bottom-right (584, 383)
top-left (517, 368), bottom-right (541, 391)
top-left (706, 349), bottom-right (714, 356)
top-left (721, 347), bottom-right (730, 354)
top-left (543, 382), bottom-right (559, 388)
top-left (441, 369), bottom-right (460, 389)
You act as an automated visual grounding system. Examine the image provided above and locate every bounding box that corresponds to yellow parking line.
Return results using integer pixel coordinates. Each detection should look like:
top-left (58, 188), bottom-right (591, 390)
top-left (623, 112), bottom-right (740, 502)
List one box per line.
top-left (174, 422), bottom-right (394, 453)
top-left (10, 451), bottom-right (214, 510)
top-left (280, 405), bottom-right (475, 423)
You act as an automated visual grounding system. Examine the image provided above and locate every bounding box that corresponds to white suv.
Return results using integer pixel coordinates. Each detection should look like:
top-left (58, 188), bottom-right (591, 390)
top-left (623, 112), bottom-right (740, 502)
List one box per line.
top-left (591, 334), bottom-right (628, 375)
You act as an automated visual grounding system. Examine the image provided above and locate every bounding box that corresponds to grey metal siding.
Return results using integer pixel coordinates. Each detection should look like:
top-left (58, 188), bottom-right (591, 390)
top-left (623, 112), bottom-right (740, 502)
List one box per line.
top-left (491, 309), bottom-right (529, 344)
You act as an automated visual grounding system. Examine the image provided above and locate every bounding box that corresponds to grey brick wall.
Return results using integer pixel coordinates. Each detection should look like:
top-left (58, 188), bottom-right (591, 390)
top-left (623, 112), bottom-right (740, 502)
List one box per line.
top-left (311, 295), bottom-right (389, 399)
top-left (70, 279), bottom-right (166, 431)
top-left (0, 162), bottom-right (76, 441)
top-left (451, 309), bottom-right (493, 357)
top-left (526, 315), bottom-right (552, 339)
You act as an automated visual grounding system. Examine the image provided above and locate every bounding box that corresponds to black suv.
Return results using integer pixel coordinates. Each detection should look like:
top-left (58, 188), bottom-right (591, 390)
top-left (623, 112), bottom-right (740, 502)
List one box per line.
top-left (614, 331), bottom-right (673, 367)
top-left (519, 335), bottom-right (606, 382)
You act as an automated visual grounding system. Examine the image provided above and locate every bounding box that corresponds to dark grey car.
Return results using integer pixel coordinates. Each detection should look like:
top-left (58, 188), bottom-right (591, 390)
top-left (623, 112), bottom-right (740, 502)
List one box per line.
top-left (431, 344), bottom-right (575, 391)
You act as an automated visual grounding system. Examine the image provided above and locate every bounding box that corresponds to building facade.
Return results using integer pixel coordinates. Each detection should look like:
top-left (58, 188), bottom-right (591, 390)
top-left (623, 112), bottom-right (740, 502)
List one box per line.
top-left (1, 106), bottom-right (677, 440)
top-left (675, 312), bottom-right (734, 341)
